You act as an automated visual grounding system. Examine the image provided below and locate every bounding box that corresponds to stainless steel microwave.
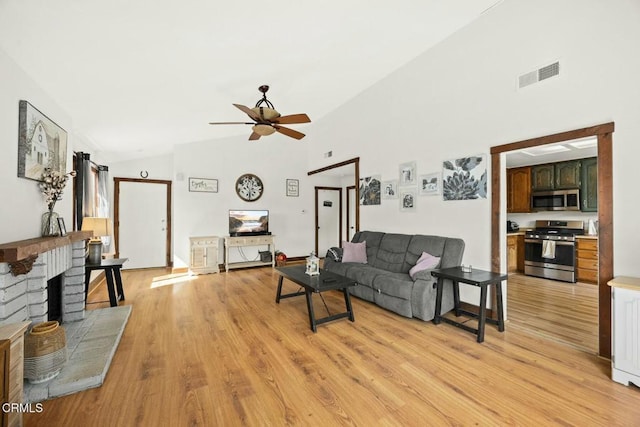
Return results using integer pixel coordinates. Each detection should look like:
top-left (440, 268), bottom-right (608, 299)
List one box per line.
top-left (531, 189), bottom-right (580, 211)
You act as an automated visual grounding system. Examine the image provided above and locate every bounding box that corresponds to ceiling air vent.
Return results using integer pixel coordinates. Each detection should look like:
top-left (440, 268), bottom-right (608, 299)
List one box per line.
top-left (518, 61), bottom-right (560, 89)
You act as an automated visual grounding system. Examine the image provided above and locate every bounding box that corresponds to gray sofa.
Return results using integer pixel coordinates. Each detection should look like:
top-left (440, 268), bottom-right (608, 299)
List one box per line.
top-left (323, 231), bottom-right (465, 321)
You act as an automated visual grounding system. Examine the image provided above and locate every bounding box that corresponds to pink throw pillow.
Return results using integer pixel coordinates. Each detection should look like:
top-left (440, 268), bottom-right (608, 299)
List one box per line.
top-left (342, 241), bottom-right (367, 263)
top-left (409, 252), bottom-right (441, 280)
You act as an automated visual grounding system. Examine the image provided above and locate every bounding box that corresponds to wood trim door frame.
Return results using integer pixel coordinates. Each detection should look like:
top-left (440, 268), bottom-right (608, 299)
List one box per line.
top-left (346, 185), bottom-right (356, 241)
top-left (314, 186), bottom-right (343, 257)
top-left (490, 122), bottom-right (614, 358)
top-left (308, 157), bottom-right (360, 236)
top-left (113, 177), bottom-right (173, 267)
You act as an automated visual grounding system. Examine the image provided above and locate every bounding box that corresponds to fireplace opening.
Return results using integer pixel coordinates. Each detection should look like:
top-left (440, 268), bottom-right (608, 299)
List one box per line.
top-left (47, 274), bottom-right (63, 323)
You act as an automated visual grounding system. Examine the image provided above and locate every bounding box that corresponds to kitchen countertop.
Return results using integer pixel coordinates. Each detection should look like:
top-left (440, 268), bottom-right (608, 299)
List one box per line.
top-left (576, 235), bottom-right (598, 240)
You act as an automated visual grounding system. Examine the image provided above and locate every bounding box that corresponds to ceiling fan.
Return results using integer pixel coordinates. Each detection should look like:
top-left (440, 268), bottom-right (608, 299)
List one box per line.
top-left (209, 85), bottom-right (311, 140)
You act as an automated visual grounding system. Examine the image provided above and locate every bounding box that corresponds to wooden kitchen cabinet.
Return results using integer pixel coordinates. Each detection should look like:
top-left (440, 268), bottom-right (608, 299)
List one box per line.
top-left (581, 157), bottom-right (598, 212)
top-left (531, 164), bottom-right (555, 191)
top-left (555, 160), bottom-right (581, 189)
top-left (507, 167), bottom-right (531, 213)
top-left (507, 234), bottom-right (525, 273)
top-left (577, 237), bottom-right (598, 284)
top-left (517, 234), bottom-right (525, 272)
top-left (507, 235), bottom-right (517, 272)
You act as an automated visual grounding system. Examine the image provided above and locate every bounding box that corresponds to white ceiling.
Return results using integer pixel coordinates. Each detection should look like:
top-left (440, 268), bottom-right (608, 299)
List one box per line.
top-left (0, 0), bottom-right (503, 162)
top-left (505, 137), bottom-right (598, 168)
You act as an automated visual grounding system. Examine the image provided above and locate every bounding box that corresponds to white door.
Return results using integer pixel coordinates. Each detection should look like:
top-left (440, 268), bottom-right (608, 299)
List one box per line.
top-left (118, 181), bottom-right (168, 269)
top-left (317, 188), bottom-right (341, 257)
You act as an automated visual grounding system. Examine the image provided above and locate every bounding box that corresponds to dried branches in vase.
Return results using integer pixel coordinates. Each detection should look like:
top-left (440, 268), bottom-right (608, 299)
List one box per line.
top-left (39, 168), bottom-right (76, 237)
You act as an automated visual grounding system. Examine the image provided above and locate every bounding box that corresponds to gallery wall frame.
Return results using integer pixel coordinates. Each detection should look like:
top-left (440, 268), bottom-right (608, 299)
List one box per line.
top-left (382, 180), bottom-right (398, 199)
top-left (442, 154), bottom-right (487, 200)
top-left (359, 175), bottom-right (381, 205)
top-left (399, 161), bottom-right (417, 186)
top-left (189, 177), bottom-right (218, 193)
top-left (419, 173), bottom-right (440, 196)
top-left (18, 100), bottom-right (68, 181)
top-left (399, 188), bottom-right (417, 212)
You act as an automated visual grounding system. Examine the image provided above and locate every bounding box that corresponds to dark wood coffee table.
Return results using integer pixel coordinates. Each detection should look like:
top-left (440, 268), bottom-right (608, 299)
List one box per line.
top-left (275, 265), bottom-right (356, 332)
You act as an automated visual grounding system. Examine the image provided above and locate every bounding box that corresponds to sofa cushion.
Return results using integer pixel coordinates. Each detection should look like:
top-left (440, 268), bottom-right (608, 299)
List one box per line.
top-left (372, 272), bottom-right (414, 300)
top-left (352, 231), bottom-right (385, 265)
top-left (405, 235), bottom-right (447, 266)
top-left (409, 252), bottom-right (441, 280)
top-left (342, 241), bottom-right (367, 263)
top-left (341, 264), bottom-right (390, 288)
top-left (372, 233), bottom-right (414, 274)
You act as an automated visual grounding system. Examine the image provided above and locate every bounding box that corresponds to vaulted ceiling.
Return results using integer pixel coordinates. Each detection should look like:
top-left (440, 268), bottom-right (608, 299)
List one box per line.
top-left (0, 0), bottom-right (502, 162)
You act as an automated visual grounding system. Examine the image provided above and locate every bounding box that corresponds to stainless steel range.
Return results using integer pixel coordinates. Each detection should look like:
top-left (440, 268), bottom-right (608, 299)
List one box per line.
top-left (524, 220), bottom-right (584, 283)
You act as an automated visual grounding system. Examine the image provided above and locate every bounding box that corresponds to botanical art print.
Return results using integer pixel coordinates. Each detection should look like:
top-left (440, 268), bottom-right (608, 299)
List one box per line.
top-left (419, 173), bottom-right (440, 196)
top-left (381, 180), bottom-right (398, 200)
top-left (359, 175), bottom-right (381, 205)
top-left (18, 100), bottom-right (68, 181)
top-left (442, 155), bottom-right (487, 200)
top-left (399, 161), bottom-right (417, 186)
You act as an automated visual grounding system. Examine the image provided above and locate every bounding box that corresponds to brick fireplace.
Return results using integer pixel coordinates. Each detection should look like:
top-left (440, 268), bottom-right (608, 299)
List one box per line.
top-left (0, 232), bottom-right (92, 326)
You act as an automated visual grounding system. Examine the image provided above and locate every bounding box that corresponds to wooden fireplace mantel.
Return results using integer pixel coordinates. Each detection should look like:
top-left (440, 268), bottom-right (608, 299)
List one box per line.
top-left (0, 231), bottom-right (93, 275)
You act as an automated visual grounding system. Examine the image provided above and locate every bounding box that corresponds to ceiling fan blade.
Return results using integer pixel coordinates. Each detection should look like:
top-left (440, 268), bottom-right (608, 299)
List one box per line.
top-left (233, 103), bottom-right (260, 121)
top-left (248, 132), bottom-right (261, 141)
top-left (272, 113), bottom-right (311, 125)
top-left (274, 125), bottom-right (305, 140)
top-left (208, 122), bottom-right (254, 125)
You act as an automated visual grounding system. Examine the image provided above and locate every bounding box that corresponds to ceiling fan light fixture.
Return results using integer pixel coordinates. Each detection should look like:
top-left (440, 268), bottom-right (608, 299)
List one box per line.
top-left (252, 123), bottom-right (276, 136)
top-left (251, 106), bottom-right (280, 121)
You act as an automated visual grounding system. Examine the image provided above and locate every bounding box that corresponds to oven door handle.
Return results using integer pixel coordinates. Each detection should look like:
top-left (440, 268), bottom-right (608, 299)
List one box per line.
top-left (525, 239), bottom-right (575, 246)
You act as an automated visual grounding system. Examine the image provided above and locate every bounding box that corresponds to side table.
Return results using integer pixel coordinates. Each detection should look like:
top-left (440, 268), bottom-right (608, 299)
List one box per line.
top-left (85, 258), bottom-right (128, 307)
top-left (432, 267), bottom-right (507, 343)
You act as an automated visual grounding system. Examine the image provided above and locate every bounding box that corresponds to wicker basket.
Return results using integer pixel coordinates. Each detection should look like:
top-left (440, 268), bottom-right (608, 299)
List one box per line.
top-left (24, 321), bottom-right (68, 384)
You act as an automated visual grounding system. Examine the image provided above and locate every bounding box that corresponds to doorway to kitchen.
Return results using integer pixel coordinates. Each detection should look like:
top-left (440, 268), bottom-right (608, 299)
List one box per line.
top-left (491, 122), bottom-right (614, 358)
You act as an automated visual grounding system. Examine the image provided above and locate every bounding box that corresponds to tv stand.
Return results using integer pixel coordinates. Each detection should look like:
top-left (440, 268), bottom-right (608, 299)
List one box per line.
top-left (224, 235), bottom-right (275, 271)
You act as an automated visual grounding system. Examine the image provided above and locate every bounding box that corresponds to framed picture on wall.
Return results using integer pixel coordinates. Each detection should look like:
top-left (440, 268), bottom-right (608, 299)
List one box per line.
top-left (442, 155), bottom-right (487, 200)
top-left (189, 177), bottom-right (218, 193)
top-left (399, 161), bottom-right (417, 186)
top-left (286, 179), bottom-right (299, 197)
top-left (382, 180), bottom-right (398, 199)
top-left (418, 173), bottom-right (440, 196)
top-left (400, 188), bottom-right (417, 212)
top-left (359, 175), bottom-right (381, 205)
top-left (17, 100), bottom-right (68, 181)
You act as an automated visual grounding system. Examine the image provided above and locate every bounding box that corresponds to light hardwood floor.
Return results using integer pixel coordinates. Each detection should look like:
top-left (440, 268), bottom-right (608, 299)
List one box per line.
top-left (506, 273), bottom-right (599, 354)
top-left (25, 267), bottom-right (639, 426)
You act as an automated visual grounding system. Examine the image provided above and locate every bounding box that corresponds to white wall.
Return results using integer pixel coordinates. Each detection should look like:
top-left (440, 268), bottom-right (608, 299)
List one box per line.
top-left (0, 49), bottom-right (74, 243)
top-left (308, 0), bottom-right (640, 279)
top-left (171, 136), bottom-right (314, 268)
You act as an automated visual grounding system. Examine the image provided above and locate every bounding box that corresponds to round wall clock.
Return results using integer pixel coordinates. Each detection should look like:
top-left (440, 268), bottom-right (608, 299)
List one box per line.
top-left (235, 173), bottom-right (264, 202)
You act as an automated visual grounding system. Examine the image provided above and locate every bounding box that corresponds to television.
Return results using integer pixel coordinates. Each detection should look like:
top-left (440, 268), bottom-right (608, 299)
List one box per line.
top-left (229, 210), bottom-right (269, 236)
